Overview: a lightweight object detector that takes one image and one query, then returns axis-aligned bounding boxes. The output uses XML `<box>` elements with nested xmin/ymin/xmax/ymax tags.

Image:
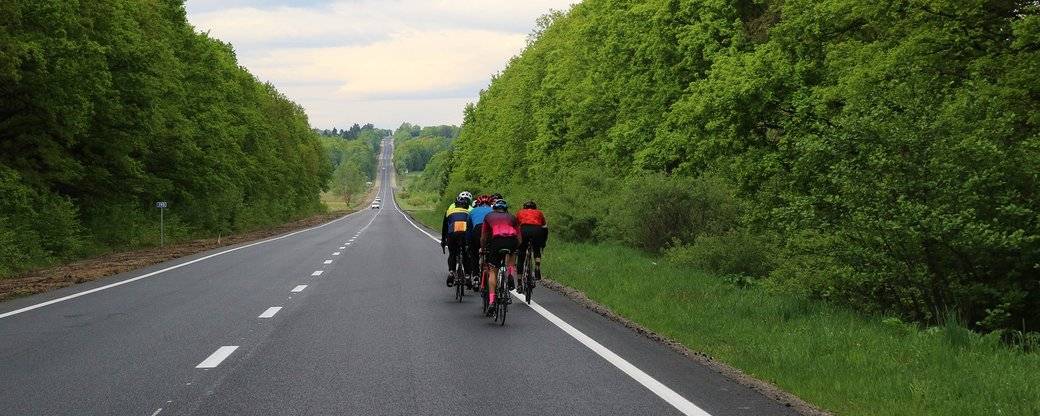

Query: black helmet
<box><xmin>491</xmin><ymin>193</ymin><xmax>503</xmax><ymax>201</ymax></box>
<box><xmin>523</xmin><ymin>200</ymin><xmax>537</xmax><ymax>209</ymax></box>
<box><xmin>492</xmin><ymin>199</ymin><xmax>508</xmax><ymax>211</ymax></box>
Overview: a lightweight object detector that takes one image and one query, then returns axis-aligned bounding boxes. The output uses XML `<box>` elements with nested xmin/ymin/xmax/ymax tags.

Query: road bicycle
<box><xmin>479</xmin><ymin>249</ymin><xmax>512</xmax><ymax>326</ymax></box>
<box><xmin>453</xmin><ymin>249</ymin><xmax>466</xmax><ymax>303</ymax></box>
<box><xmin>444</xmin><ymin>244</ymin><xmax>467</xmax><ymax>302</ymax></box>
<box><xmin>517</xmin><ymin>244</ymin><xmax>536</xmax><ymax>304</ymax></box>
<box><xmin>479</xmin><ymin>252</ymin><xmax>489</xmax><ymax>315</ymax></box>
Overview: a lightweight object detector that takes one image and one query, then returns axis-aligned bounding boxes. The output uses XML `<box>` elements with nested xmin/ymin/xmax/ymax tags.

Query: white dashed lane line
<box><xmin>338</xmin><ymin>246</ymin><xmax>346</xmax><ymax>249</ymax></box>
<box><xmin>258</xmin><ymin>307</ymin><xmax>282</xmax><ymax>318</ymax></box>
<box><xmin>333</xmin><ymin>252</ymin><xmax>341</xmax><ymax>256</ymax></box>
<box><xmin>196</xmin><ymin>346</ymin><xmax>239</xmax><ymax>369</ymax></box>
<box><xmin>291</xmin><ymin>285</ymin><xmax>307</xmax><ymax>293</ymax></box>
<box><xmin>311</xmin><ymin>270</ymin><xmax>323</xmax><ymax>276</ymax></box>
<box><xmin>323</xmin><ymin>260</ymin><xmax>333</xmax><ymax>264</ymax></box>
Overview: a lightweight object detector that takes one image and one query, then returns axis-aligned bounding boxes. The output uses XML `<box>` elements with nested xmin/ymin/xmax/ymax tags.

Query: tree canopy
<box><xmin>0</xmin><ymin>0</ymin><xmax>332</xmax><ymax>275</ymax></box>
<box><xmin>443</xmin><ymin>0</ymin><xmax>1040</xmax><ymax>332</ymax></box>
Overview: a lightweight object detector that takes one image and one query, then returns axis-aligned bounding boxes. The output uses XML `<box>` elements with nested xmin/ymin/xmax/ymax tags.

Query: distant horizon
<box><xmin>186</xmin><ymin>0</ymin><xmax>577</xmax><ymax>128</ymax></box>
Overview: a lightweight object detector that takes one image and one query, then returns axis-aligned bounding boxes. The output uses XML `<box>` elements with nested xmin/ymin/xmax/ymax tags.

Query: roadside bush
<box><xmin>604</xmin><ymin>173</ymin><xmax>739</xmax><ymax>252</ymax></box>
<box><xmin>527</xmin><ymin>168</ymin><xmax>616</xmax><ymax>241</ymax></box>
<box><xmin>0</xmin><ymin>167</ymin><xmax>82</xmax><ymax>276</ymax></box>
<box><xmin>665</xmin><ymin>230</ymin><xmax>775</xmax><ymax>278</ymax></box>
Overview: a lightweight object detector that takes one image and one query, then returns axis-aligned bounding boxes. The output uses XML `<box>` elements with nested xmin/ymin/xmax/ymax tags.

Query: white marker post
<box><xmin>156</xmin><ymin>201</ymin><xmax>168</xmax><ymax>247</ymax></box>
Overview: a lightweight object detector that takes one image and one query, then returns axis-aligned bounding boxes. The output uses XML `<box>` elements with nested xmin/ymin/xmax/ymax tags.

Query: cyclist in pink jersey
<box><xmin>480</xmin><ymin>199</ymin><xmax>521</xmax><ymax>307</ymax></box>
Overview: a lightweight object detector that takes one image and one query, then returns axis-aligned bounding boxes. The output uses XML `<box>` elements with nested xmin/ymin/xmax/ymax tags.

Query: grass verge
<box><xmin>543</xmin><ymin>242</ymin><xmax>1040</xmax><ymax>416</ymax></box>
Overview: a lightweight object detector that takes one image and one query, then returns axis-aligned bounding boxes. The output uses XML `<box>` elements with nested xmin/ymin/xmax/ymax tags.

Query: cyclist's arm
<box><xmin>440</xmin><ymin>214</ymin><xmax>450</xmax><ymax>244</ymax></box>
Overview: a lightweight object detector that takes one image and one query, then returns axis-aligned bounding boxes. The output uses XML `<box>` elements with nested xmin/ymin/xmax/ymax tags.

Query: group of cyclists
<box><xmin>440</xmin><ymin>191</ymin><xmax>548</xmax><ymax>315</ymax></box>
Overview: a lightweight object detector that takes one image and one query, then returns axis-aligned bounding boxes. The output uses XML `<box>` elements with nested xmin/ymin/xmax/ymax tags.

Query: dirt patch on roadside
<box><xmin>0</xmin><ymin>211</ymin><xmax>352</xmax><ymax>302</ymax></box>
<box><xmin>538</xmin><ymin>278</ymin><xmax>832</xmax><ymax>416</ymax></box>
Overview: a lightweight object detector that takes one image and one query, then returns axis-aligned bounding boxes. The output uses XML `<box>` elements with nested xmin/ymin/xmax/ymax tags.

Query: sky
<box><xmin>186</xmin><ymin>0</ymin><xmax>577</xmax><ymax>129</ymax></box>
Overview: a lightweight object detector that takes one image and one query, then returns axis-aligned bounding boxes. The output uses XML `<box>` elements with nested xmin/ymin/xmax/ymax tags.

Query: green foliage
<box><xmin>394</xmin><ymin>136</ymin><xmax>450</xmax><ymax>172</ymax></box>
<box><xmin>445</xmin><ymin>0</ymin><xmax>1040</xmax><ymax>331</ymax></box>
<box><xmin>604</xmin><ymin>173</ymin><xmax>740</xmax><ymax>251</ymax></box>
<box><xmin>0</xmin><ymin>166</ymin><xmax>81</xmax><ymax>275</ymax></box>
<box><xmin>330</xmin><ymin>163</ymin><xmax>366</xmax><ymax>206</ymax></box>
<box><xmin>0</xmin><ymin>0</ymin><xmax>331</xmax><ymax>276</ymax></box>
<box><xmin>391</xmin><ymin>123</ymin><xmax>459</xmax><ymax>196</ymax></box>
<box><xmin>666</xmin><ymin>230</ymin><xmax>775</xmax><ymax>278</ymax></box>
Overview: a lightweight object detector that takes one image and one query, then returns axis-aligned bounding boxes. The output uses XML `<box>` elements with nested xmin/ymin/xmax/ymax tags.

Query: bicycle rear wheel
<box><xmin>497</xmin><ymin>266</ymin><xmax>508</xmax><ymax>325</ymax></box>
<box><xmin>480</xmin><ymin>267</ymin><xmax>489</xmax><ymax>314</ymax></box>
<box><xmin>455</xmin><ymin>263</ymin><xmax>465</xmax><ymax>302</ymax></box>
<box><xmin>524</xmin><ymin>247</ymin><xmax>535</xmax><ymax>304</ymax></box>
<box><xmin>497</xmin><ymin>290</ymin><xmax>508</xmax><ymax>326</ymax></box>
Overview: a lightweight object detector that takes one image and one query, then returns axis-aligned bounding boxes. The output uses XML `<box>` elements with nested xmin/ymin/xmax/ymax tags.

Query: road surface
<box><xmin>0</xmin><ymin>139</ymin><xmax>800</xmax><ymax>416</ymax></box>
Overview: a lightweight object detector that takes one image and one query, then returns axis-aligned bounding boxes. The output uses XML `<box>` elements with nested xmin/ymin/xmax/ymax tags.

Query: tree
<box><xmin>330</xmin><ymin>163</ymin><xmax>365</xmax><ymax>206</ymax></box>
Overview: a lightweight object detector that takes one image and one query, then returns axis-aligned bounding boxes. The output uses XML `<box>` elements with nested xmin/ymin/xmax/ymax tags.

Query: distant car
<box><xmin>371</xmin><ymin>202</ymin><xmax>381</xmax><ymax>209</ymax></box>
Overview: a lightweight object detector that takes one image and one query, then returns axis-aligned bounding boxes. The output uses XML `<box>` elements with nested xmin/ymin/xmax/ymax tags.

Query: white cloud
<box><xmin>251</xmin><ymin>30</ymin><xmax>525</xmax><ymax>98</ymax></box>
<box><xmin>186</xmin><ymin>0</ymin><xmax>577</xmax><ymax>127</ymax></box>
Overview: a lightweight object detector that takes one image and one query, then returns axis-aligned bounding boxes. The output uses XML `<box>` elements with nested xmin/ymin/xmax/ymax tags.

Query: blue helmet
<box><xmin>492</xmin><ymin>199</ymin><xmax>508</xmax><ymax>210</ymax></box>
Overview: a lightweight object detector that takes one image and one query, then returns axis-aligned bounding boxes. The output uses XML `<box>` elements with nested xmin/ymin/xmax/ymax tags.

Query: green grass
<box><xmin>320</xmin><ymin>192</ymin><xmax>351</xmax><ymax>212</ymax></box>
<box><xmin>395</xmin><ymin>172</ymin><xmax>441</xmax><ymax>224</ymax></box>
<box><xmin>543</xmin><ymin>242</ymin><xmax>1040</xmax><ymax>416</ymax></box>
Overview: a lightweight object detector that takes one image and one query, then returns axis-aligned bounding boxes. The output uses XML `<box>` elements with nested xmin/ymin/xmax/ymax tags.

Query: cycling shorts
<box><xmin>485</xmin><ymin>237</ymin><xmax>518</xmax><ymax>268</ymax></box>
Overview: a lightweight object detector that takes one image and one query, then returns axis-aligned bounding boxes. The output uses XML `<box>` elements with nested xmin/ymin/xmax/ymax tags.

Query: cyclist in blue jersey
<box><xmin>467</xmin><ymin>194</ymin><xmax>494</xmax><ymax>288</ymax></box>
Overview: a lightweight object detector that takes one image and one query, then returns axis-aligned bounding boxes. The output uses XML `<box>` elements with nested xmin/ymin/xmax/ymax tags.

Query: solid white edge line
<box><xmin>391</xmin><ymin>186</ymin><xmax>709</xmax><ymax>416</ymax></box>
<box><xmin>291</xmin><ymin>285</ymin><xmax>307</xmax><ymax>293</ymax></box>
<box><xmin>513</xmin><ymin>292</ymin><xmax>710</xmax><ymax>416</ymax></box>
<box><xmin>195</xmin><ymin>346</ymin><xmax>239</xmax><ymax>368</ymax></box>
<box><xmin>0</xmin><ymin>210</ymin><xmax>368</xmax><ymax>320</ymax></box>
<box><xmin>258</xmin><ymin>306</ymin><xmax>282</xmax><ymax>318</ymax></box>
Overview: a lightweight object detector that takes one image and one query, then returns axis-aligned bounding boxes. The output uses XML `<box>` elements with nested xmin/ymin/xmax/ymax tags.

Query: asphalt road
<box><xmin>0</xmin><ymin>139</ymin><xmax>800</xmax><ymax>416</ymax></box>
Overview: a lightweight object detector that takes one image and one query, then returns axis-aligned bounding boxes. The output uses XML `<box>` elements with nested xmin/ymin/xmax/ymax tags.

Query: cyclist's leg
<box><xmin>516</xmin><ymin>229</ymin><xmax>531</xmax><ymax>276</ymax></box>
<box><xmin>533</xmin><ymin>228</ymin><xmax>547</xmax><ymax>279</ymax></box>
<box><xmin>486</xmin><ymin>238</ymin><xmax>507</xmax><ymax>305</ymax></box>
<box><xmin>447</xmin><ymin>236</ymin><xmax>459</xmax><ymax>272</ymax></box>
<box><xmin>487</xmin><ymin>259</ymin><xmax>498</xmax><ymax>306</ymax></box>
<box><xmin>446</xmin><ymin>235</ymin><xmax>460</xmax><ymax>285</ymax></box>
<box><xmin>469</xmin><ymin>240</ymin><xmax>479</xmax><ymax>275</ymax></box>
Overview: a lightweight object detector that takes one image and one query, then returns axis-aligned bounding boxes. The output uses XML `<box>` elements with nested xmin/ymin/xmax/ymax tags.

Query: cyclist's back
<box><xmin>470</xmin><ymin>204</ymin><xmax>492</xmax><ymax>227</ymax></box>
<box><xmin>516</xmin><ymin>201</ymin><xmax>548</xmax><ymax>280</ymax></box>
<box><xmin>441</xmin><ymin>197</ymin><xmax>473</xmax><ymax>286</ymax></box>
<box><xmin>480</xmin><ymin>199</ymin><xmax>520</xmax><ymax>301</ymax></box>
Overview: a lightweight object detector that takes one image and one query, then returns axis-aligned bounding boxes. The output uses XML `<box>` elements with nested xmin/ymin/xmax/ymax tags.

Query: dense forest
<box><xmin>0</xmin><ymin>1</ymin><xmax>331</xmax><ymax>277</ymax></box>
<box><xmin>441</xmin><ymin>0</ymin><xmax>1040</xmax><ymax>333</ymax></box>
<box><xmin>393</xmin><ymin>123</ymin><xmax>458</xmax><ymax>189</ymax></box>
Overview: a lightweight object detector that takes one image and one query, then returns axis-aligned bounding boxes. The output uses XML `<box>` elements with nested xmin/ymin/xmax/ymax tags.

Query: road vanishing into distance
<box><xmin>0</xmin><ymin>140</ymin><xmax>800</xmax><ymax>416</ymax></box>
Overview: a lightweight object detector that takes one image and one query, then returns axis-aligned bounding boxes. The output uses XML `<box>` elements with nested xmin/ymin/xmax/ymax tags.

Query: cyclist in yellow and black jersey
<box><xmin>441</xmin><ymin>195</ymin><xmax>473</xmax><ymax>287</ymax></box>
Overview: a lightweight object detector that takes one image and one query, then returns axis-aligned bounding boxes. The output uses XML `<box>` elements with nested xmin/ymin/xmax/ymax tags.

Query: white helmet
<box><xmin>458</xmin><ymin>191</ymin><xmax>472</xmax><ymax>201</ymax></box>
